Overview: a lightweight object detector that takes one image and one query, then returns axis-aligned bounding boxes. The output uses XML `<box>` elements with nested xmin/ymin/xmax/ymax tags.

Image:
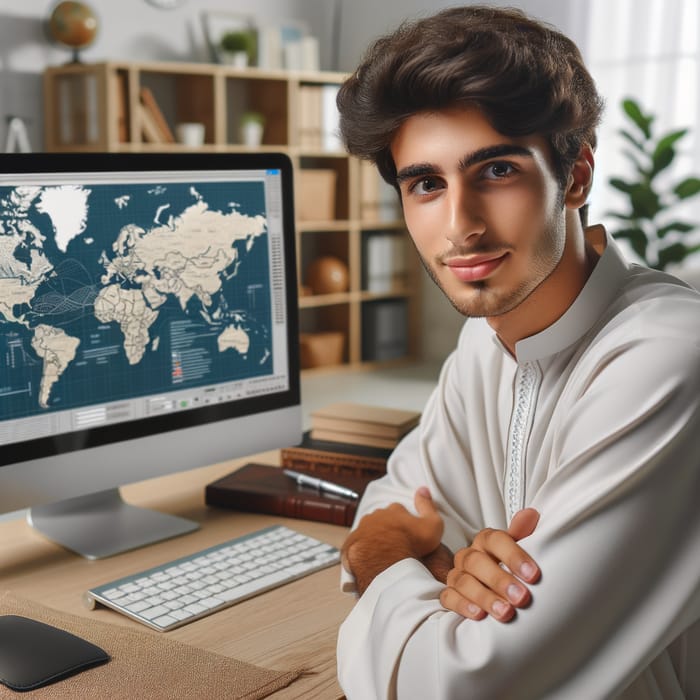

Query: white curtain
<box><xmin>583</xmin><ymin>0</ymin><xmax>700</xmax><ymax>270</ymax></box>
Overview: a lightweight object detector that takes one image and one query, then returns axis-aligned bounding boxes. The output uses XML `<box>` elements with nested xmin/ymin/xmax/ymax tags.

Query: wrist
<box><xmin>346</xmin><ymin>537</ymin><xmax>414</xmax><ymax>595</ymax></box>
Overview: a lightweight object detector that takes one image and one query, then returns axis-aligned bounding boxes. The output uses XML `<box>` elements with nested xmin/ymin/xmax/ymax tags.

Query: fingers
<box><xmin>442</xmin><ymin>516</ymin><xmax>541</xmax><ymax>623</ymax></box>
<box><xmin>413</xmin><ymin>486</ymin><xmax>436</xmax><ymax>517</ymax></box>
<box><xmin>440</xmin><ymin>586</ymin><xmax>488</xmax><ymax>621</ymax></box>
<box><xmin>508</xmin><ymin>507</ymin><xmax>540</xmax><ymax>541</ymax></box>
<box><xmin>446</xmin><ymin>548</ymin><xmax>530</xmax><ymax>621</ymax></box>
<box><xmin>461</xmin><ymin>527</ymin><xmax>540</xmax><ymax>584</ymax></box>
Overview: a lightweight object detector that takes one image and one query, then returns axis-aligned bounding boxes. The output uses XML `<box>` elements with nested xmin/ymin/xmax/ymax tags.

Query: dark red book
<box><xmin>205</xmin><ymin>463</ymin><xmax>374</xmax><ymax>527</ymax></box>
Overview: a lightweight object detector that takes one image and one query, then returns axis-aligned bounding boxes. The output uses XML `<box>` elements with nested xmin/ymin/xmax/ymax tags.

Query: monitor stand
<box><xmin>27</xmin><ymin>488</ymin><xmax>199</xmax><ymax>560</ymax></box>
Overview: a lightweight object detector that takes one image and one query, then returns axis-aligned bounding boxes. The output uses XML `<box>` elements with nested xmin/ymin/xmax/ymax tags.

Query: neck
<box><xmin>488</xmin><ymin>214</ymin><xmax>600</xmax><ymax>356</ymax></box>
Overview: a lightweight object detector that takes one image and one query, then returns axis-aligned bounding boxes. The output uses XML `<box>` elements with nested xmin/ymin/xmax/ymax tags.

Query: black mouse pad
<box><xmin>0</xmin><ymin>615</ymin><xmax>110</xmax><ymax>692</ymax></box>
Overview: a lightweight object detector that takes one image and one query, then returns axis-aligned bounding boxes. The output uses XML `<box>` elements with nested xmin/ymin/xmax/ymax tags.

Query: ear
<box><xmin>565</xmin><ymin>144</ymin><xmax>594</xmax><ymax>209</ymax></box>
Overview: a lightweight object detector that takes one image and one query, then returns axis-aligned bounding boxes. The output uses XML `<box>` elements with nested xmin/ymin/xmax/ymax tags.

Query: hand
<box><xmin>440</xmin><ymin>508</ymin><xmax>541</xmax><ymax>623</ymax></box>
<box><xmin>342</xmin><ymin>487</ymin><xmax>444</xmax><ymax>595</ymax></box>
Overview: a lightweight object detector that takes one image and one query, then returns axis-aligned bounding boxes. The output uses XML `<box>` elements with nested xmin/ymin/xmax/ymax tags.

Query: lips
<box><xmin>444</xmin><ymin>253</ymin><xmax>507</xmax><ymax>282</ymax></box>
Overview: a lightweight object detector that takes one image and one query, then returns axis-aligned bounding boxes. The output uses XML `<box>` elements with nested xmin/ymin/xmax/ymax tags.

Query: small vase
<box><xmin>222</xmin><ymin>51</ymin><xmax>248</xmax><ymax>68</ymax></box>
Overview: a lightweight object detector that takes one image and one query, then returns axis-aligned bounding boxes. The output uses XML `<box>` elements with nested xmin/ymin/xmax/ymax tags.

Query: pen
<box><xmin>283</xmin><ymin>469</ymin><xmax>360</xmax><ymax>500</ymax></box>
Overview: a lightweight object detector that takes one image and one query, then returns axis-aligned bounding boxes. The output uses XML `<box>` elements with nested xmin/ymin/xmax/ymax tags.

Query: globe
<box><xmin>306</xmin><ymin>256</ymin><xmax>349</xmax><ymax>295</ymax></box>
<box><xmin>48</xmin><ymin>1</ymin><xmax>98</xmax><ymax>62</ymax></box>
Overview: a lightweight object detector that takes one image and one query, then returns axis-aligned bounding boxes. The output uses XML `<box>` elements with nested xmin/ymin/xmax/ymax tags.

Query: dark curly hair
<box><xmin>337</xmin><ymin>5</ymin><xmax>604</xmax><ymax>193</ymax></box>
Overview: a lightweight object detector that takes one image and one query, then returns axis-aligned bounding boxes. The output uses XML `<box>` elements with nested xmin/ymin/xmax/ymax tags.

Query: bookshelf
<box><xmin>42</xmin><ymin>60</ymin><xmax>421</xmax><ymax>372</ymax></box>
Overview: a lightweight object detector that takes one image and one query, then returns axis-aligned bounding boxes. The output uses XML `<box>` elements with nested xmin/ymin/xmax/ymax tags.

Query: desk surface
<box><xmin>0</xmin><ymin>452</ymin><xmax>354</xmax><ymax>699</ymax></box>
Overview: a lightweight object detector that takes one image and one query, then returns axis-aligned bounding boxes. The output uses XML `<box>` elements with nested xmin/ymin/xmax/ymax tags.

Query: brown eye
<box><xmin>483</xmin><ymin>162</ymin><xmax>516</xmax><ymax>179</ymax></box>
<box><xmin>410</xmin><ymin>176</ymin><xmax>444</xmax><ymax>195</ymax></box>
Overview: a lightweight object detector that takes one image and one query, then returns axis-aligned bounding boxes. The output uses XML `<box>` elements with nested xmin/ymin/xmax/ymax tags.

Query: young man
<box><xmin>335</xmin><ymin>6</ymin><xmax>700</xmax><ymax>699</ymax></box>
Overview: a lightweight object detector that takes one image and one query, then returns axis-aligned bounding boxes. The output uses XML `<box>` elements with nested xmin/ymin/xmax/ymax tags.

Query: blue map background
<box><xmin>0</xmin><ymin>180</ymin><xmax>273</xmax><ymax>420</ymax></box>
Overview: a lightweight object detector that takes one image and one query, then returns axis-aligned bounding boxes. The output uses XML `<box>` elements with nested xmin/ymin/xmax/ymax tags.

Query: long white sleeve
<box><xmin>337</xmin><ymin>238</ymin><xmax>700</xmax><ymax>699</ymax></box>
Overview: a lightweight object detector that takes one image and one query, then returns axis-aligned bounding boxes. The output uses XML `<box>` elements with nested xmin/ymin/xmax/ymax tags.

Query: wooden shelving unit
<box><xmin>43</xmin><ymin>60</ymin><xmax>420</xmax><ymax>372</ymax></box>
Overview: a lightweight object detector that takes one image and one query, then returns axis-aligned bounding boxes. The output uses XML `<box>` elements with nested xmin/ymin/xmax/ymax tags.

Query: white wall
<box><xmin>336</xmin><ymin>0</ymin><xmax>589</xmax><ymax>72</ymax></box>
<box><xmin>0</xmin><ymin>0</ymin><xmax>335</xmax><ymax>150</ymax></box>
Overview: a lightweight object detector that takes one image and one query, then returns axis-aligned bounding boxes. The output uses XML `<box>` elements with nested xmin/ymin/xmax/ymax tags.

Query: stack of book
<box><xmin>205</xmin><ymin>403</ymin><xmax>420</xmax><ymax>526</ymax></box>
<box><xmin>310</xmin><ymin>402</ymin><xmax>420</xmax><ymax>450</ymax></box>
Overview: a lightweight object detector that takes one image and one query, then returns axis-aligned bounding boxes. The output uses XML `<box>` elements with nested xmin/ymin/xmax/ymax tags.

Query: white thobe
<box><xmin>337</xmin><ymin>230</ymin><xmax>700</xmax><ymax>699</ymax></box>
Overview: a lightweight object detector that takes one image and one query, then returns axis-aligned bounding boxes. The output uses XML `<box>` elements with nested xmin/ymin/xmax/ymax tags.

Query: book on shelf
<box><xmin>297</xmin><ymin>84</ymin><xmax>341</xmax><ymax>151</ymax></box>
<box><xmin>364</xmin><ymin>232</ymin><xmax>410</xmax><ymax>293</ymax></box>
<box><xmin>362</xmin><ymin>299</ymin><xmax>409</xmax><ymax>362</ymax></box>
<box><xmin>280</xmin><ymin>431</ymin><xmax>391</xmax><ymax>479</ymax></box>
<box><xmin>112</xmin><ymin>72</ymin><xmax>129</xmax><ymax>143</ymax></box>
<box><xmin>321</xmin><ymin>84</ymin><xmax>341</xmax><ymax>151</ymax></box>
<box><xmin>298</xmin><ymin>85</ymin><xmax>322</xmax><ymax>149</ymax></box>
<box><xmin>205</xmin><ymin>462</ymin><xmax>371</xmax><ymax>526</ymax></box>
<box><xmin>139</xmin><ymin>87</ymin><xmax>175</xmax><ymax>143</ymax></box>
<box><xmin>138</xmin><ymin>103</ymin><xmax>164</xmax><ymax>144</ymax></box>
<box><xmin>360</xmin><ymin>160</ymin><xmax>401</xmax><ymax>222</ymax></box>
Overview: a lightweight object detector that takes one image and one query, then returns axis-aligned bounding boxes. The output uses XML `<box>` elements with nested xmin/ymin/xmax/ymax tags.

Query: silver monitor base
<box><xmin>27</xmin><ymin>488</ymin><xmax>199</xmax><ymax>560</ymax></box>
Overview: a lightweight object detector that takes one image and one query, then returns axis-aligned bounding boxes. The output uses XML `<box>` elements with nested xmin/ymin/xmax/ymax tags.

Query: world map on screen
<box><xmin>0</xmin><ymin>179</ymin><xmax>273</xmax><ymax>421</ymax></box>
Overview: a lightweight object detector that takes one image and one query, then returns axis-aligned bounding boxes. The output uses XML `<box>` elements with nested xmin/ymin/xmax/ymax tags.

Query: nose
<box><xmin>445</xmin><ymin>186</ymin><xmax>486</xmax><ymax>246</ymax></box>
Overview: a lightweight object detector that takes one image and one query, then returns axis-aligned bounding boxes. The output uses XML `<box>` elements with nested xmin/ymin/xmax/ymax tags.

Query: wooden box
<box><xmin>299</xmin><ymin>331</ymin><xmax>345</xmax><ymax>368</ymax></box>
<box><xmin>298</xmin><ymin>169</ymin><xmax>337</xmax><ymax>221</ymax></box>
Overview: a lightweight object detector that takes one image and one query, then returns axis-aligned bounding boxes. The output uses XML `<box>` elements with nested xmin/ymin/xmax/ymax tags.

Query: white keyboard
<box><xmin>84</xmin><ymin>525</ymin><xmax>341</xmax><ymax>631</ymax></box>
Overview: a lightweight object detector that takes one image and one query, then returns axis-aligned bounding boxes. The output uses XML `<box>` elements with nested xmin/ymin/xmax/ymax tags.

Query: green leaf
<box><xmin>657</xmin><ymin>221</ymin><xmax>696</xmax><ymax>238</ymax></box>
<box><xmin>629</xmin><ymin>184</ymin><xmax>662</xmax><ymax>219</ymax></box>
<box><xmin>612</xmin><ymin>227</ymin><xmax>648</xmax><ymax>262</ymax></box>
<box><xmin>674</xmin><ymin>177</ymin><xmax>700</xmax><ymax>199</ymax></box>
<box><xmin>654</xmin><ymin>128</ymin><xmax>687</xmax><ymax>154</ymax></box>
<box><xmin>622</xmin><ymin>98</ymin><xmax>653</xmax><ymax>139</ymax></box>
<box><xmin>650</xmin><ymin>145</ymin><xmax>675</xmax><ymax>178</ymax></box>
<box><xmin>609</xmin><ymin>177</ymin><xmax>636</xmax><ymax>194</ymax></box>
<box><xmin>657</xmin><ymin>242</ymin><xmax>691</xmax><ymax>270</ymax></box>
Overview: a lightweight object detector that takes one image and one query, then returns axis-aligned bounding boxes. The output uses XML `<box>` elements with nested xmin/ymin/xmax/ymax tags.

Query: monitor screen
<box><xmin>0</xmin><ymin>152</ymin><xmax>301</xmax><ymax>558</ymax></box>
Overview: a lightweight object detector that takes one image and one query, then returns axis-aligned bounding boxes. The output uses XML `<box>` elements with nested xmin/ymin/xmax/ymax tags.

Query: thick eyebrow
<box><xmin>395</xmin><ymin>163</ymin><xmax>439</xmax><ymax>186</ymax></box>
<box><xmin>395</xmin><ymin>144</ymin><xmax>535</xmax><ymax>186</ymax></box>
<box><xmin>460</xmin><ymin>144</ymin><xmax>534</xmax><ymax>169</ymax></box>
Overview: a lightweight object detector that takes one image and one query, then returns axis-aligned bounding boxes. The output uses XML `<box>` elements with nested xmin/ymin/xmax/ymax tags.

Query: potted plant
<box><xmin>607</xmin><ymin>98</ymin><xmax>700</xmax><ymax>271</ymax></box>
<box><xmin>219</xmin><ymin>30</ymin><xmax>256</xmax><ymax>68</ymax></box>
<box><xmin>239</xmin><ymin>111</ymin><xmax>265</xmax><ymax>146</ymax></box>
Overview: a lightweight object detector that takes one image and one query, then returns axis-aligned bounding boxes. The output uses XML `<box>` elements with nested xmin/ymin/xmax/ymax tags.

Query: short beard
<box><xmin>419</xmin><ymin>253</ymin><xmax>539</xmax><ymax>317</ymax></box>
<box><xmin>415</xmin><ymin>212</ymin><xmax>567</xmax><ymax>318</ymax></box>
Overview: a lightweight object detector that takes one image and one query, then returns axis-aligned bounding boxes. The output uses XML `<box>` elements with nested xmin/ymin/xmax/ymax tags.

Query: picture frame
<box><xmin>200</xmin><ymin>11</ymin><xmax>257</xmax><ymax>65</ymax></box>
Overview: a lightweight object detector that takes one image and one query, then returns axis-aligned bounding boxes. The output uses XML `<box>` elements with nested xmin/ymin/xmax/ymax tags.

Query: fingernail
<box><xmin>492</xmin><ymin>600</ymin><xmax>510</xmax><ymax>617</ymax></box>
<box><xmin>507</xmin><ymin>583</ymin><xmax>525</xmax><ymax>604</ymax></box>
<box><xmin>520</xmin><ymin>562</ymin><xmax>536</xmax><ymax>580</ymax></box>
<box><xmin>467</xmin><ymin>603</ymin><xmax>481</xmax><ymax>616</ymax></box>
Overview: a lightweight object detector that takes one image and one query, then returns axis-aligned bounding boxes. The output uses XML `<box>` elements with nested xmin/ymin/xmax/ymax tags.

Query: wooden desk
<box><xmin>0</xmin><ymin>452</ymin><xmax>354</xmax><ymax>699</ymax></box>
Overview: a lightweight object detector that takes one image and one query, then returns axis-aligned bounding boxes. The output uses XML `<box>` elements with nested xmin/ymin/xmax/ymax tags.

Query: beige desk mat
<box><xmin>0</xmin><ymin>591</ymin><xmax>301</xmax><ymax>699</ymax></box>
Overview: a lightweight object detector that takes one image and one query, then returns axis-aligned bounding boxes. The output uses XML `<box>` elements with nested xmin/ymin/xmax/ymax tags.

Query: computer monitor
<box><xmin>0</xmin><ymin>151</ymin><xmax>301</xmax><ymax>559</ymax></box>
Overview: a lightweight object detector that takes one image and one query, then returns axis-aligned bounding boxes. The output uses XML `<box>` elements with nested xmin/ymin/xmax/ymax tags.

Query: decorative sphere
<box><xmin>306</xmin><ymin>256</ymin><xmax>349</xmax><ymax>295</ymax></box>
<box><xmin>48</xmin><ymin>1</ymin><xmax>98</xmax><ymax>51</ymax></box>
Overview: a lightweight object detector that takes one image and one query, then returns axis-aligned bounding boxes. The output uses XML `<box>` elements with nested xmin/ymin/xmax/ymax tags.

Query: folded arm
<box><xmin>338</xmin><ymin>340</ymin><xmax>700</xmax><ymax>699</ymax></box>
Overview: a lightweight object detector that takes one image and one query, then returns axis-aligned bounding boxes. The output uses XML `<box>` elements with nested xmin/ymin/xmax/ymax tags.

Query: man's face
<box><xmin>391</xmin><ymin>106</ymin><xmax>568</xmax><ymax>319</ymax></box>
